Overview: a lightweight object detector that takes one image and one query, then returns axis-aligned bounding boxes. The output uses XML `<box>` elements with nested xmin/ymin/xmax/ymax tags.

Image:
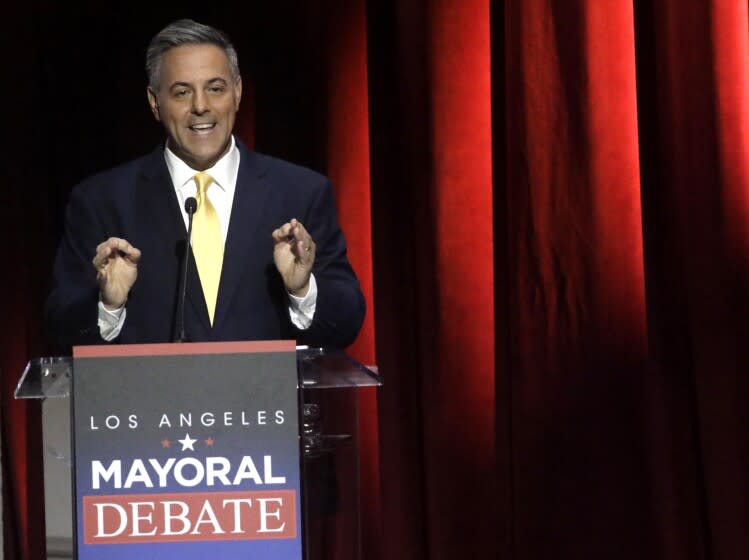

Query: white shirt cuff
<box><xmin>288</xmin><ymin>274</ymin><xmax>317</xmax><ymax>330</ymax></box>
<box><xmin>98</xmin><ymin>300</ymin><xmax>126</xmax><ymax>341</ymax></box>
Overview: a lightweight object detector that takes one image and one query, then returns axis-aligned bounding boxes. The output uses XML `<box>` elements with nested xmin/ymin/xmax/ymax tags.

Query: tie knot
<box><xmin>194</xmin><ymin>172</ymin><xmax>214</xmax><ymax>196</ymax></box>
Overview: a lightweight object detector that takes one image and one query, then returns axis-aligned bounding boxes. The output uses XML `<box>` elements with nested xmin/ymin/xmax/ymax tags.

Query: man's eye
<box><xmin>174</xmin><ymin>89</ymin><xmax>189</xmax><ymax>97</ymax></box>
<box><xmin>209</xmin><ymin>86</ymin><xmax>225</xmax><ymax>93</ymax></box>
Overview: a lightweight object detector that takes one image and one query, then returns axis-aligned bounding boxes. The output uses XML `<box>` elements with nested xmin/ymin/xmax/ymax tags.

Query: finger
<box><xmin>107</xmin><ymin>237</ymin><xmax>137</xmax><ymax>256</ymax></box>
<box><xmin>292</xmin><ymin>222</ymin><xmax>314</xmax><ymax>244</ymax></box>
<box><xmin>96</xmin><ymin>238</ymin><xmax>127</xmax><ymax>260</ymax></box>
<box><xmin>94</xmin><ymin>238</ymin><xmax>141</xmax><ymax>268</ymax></box>
<box><xmin>283</xmin><ymin>221</ymin><xmax>300</xmax><ymax>245</ymax></box>
<box><xmin>290</xmin><ymin>218</ymin><xmax>304</xmax><ymax>232</ymax></box>
<box><xmin>288</xmin><ymin>219</ymin><xmax>306</xmax><ymax>237</ymax></box>
<box><xmin>93</xmin><ymin>245</ymin><xmax>112</xmax><ymax>269</ymax></box>
<box><xmin>95</xmin><ymin>240</ymin><xmax>117</xmax><ymax>256</ymax></box>
<box><xmin>289</xmin><ymin>239</ymin><xmax>315</xmax><ymax>262</ymax></box>
<box><xmin>103</xmin><ymin>239</ymin><xmax>142</xmax><ymax>266</ymax></box>
<box><xmin>272</xmin><ymin>223</ymin><xmax>294</xmax><ymax>243</ymax></box>
<box><xmin>288</xmin><ymin>221</ymin><xmax>315</xmax><ymax>256</ymax></box>
<box><xmin>299</xmin><ymin>239</ymin><xmax>315</xmax><ymax>258</ymax></box>
<box><xmin>126</xmin><ymin>247</ymin><xmax>142</xmax><ymax>264</ymax></box>
<box><xmin>101</xmin><ymin>237</ymin><xmax>125</xmax><ymax>252</ymax></box>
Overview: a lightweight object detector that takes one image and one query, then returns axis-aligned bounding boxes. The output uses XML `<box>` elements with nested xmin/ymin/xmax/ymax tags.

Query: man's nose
<box><xmin>191</xmin><ymin>90</ymin><xmax>208</xmax><ymax>114</ymax></box>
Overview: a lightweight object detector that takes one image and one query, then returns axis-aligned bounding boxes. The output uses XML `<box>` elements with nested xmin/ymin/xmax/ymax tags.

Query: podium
<box><xmin>15</xmin><ymin>343</ymin><xmax>381</xmax><ymax>560</ymax></box>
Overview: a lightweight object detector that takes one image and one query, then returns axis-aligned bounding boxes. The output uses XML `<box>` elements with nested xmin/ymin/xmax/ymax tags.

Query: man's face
<box><xmin>147</xmin><ymin>44</ymin><xmax>242</xmax><ymax>170</ymax></box>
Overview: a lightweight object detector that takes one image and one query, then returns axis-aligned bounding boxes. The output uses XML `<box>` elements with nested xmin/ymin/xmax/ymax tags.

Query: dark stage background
<box><xmin>3</xmin><ymin>1</ymin><xmax>749</xmax><ymax>558</ymax></box>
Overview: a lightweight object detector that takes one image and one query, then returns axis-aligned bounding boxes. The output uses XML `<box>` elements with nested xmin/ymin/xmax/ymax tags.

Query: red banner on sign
<box><xmin>83</xmin><ymin>490</ymin><xmax>297</xmax><ymax>544</ymax></box>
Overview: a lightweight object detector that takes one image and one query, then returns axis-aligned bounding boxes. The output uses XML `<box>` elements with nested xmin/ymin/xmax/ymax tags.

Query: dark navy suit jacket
<box><xmin>45</xmin><ymin>142</ymin><xmax>365</xmax><ymax>352</ymax></box>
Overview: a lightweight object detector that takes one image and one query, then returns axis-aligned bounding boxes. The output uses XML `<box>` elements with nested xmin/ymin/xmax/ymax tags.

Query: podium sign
<box><xmin>71</xmin><ymin>341</ymin><xmax>302</xmax><ymax>560</ymax></box>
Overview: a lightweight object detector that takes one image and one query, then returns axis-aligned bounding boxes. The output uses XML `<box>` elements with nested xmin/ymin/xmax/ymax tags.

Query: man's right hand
<box><xmin>92</xmin><ymin>237</ymin><xmax>141</xmax><ymax>310</ymax></box>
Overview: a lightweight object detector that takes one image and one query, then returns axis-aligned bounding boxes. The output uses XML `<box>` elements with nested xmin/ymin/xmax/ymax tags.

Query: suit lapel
<box><xmin>213</xmin><ymin>145</ymin><xmax>272</xmax><ymax>328</ymax></box>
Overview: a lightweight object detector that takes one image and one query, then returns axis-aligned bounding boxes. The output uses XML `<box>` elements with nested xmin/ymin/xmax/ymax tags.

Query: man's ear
<box><xmin>147</xmin><ymin>87</ymin><xmax>161</xmax><ymax>121</ymax></box>
<box><xmin>234</xmin><ymin>76</ymin><xmax>242</xmax><ymax>111</ymax></box>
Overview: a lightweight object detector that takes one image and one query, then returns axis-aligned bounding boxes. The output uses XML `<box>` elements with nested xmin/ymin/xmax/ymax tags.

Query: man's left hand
<box><xmin>272</xmin><ymin>218</ymin><xmax>316</xmax><ymax>297</ymax></box>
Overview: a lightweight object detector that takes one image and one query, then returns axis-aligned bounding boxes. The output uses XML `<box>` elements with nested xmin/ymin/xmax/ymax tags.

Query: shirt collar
<box><xmin>163</xmin><ymin>136</ymin><xmax>239</xmax><ymax>194</ymax></box>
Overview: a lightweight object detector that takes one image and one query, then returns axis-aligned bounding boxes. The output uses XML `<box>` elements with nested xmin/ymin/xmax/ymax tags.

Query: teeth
<box><xmin>191</xmin><ymin>124</ymin><xmax>214</xmax><ymax>130</ymax></box>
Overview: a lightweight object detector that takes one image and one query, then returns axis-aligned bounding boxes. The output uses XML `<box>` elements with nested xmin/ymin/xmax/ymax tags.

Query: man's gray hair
<box><xmin>146</xmin><ymin>19</ymin><xmax>240</xmax><ymax>90</ymax></box>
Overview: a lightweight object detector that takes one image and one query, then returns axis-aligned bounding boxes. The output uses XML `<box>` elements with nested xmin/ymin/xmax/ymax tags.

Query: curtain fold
<box><xmin>367</xmin><ymin>1</ymin><xmax>496</xmax><ymax>557</ymax></box>
<box><xmin>635</xmin><ymin>1</ymin><xmax>749</xmax><ymax>557</ymax></box>
<box><xmin>504</xmin><ymin>1</ymin><xmax>653</xmax><ymax>557</ymax></box>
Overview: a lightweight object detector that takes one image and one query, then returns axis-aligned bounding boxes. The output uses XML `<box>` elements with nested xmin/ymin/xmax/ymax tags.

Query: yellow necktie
<box><xmin>192</xmin><ymin>172</ymin><xmax>223</xmax><ymax>325</ymax></box>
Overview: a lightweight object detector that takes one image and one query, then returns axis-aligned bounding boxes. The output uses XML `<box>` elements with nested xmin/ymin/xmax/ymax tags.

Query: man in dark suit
<box><xmin>45</xmin><ymin>19</ymin><xmax>365</xmax><ymax>352</ymax></box>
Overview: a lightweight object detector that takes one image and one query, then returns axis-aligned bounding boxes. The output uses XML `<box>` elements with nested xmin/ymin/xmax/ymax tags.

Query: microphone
<box><xmin>176</xmin><ymin>197</ymin><xmax>198</xmax><ymax>342</ymax></box>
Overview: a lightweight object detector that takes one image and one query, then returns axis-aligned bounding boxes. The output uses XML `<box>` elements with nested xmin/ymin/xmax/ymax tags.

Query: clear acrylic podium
<box><xmin>16</xmin><ymin>346</ymin><xmax>381</xmax><ymax>560</ymax></box>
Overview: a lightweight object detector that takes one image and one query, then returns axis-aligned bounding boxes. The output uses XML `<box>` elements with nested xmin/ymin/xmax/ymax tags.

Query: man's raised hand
<box><xmin>92</xmin><ymin>237</ymin><xmax>141</xmax><ymax>309</ymax></box>
<box><xmin>272</xmin><ymin>218</ymin><xmax>316</xmax><ymax>297</ymax></box>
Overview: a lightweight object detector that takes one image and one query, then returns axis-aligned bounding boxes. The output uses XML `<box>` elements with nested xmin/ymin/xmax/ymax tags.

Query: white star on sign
<box><xmin>178</xmin><ymin>433</ymin><xmax>197</xmax><ymax>451</ymax></box>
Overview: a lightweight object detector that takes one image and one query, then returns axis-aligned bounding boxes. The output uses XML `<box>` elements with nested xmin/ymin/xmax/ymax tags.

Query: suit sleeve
<box><xmin>292</xmin><ymin>179</ymin><xmax>365</xmax><ymax>349</ymax></box>
<box><xmin>45</xmin><ymin>186</ymin><xmax>108</xmax><ymax>352</ymax></box>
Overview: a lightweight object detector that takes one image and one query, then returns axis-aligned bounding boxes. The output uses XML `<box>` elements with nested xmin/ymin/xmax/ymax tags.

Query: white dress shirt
<box><xmin>98</xmin><ymin>136</ymin><xmax>317</xmax><ymax>340</ymax></box>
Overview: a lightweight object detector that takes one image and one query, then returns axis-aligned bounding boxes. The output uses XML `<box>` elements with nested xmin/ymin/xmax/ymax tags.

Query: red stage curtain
<box><xmin>5</xmin><ymin>1</ymin><xmax>749</xmax><ymax>558</ymax></box>
<box><xmin>504</xmin><ymin>1</ymin><xmax>652</xmax><ymax>556</ymax></box>
<box><xmin>636</xmin><ymin>1</ymin><xmax>749</xmax><ymax>557</ymax></box>
<box><xmin>367</xmin><ymin>0</ymin><xmax>496</xmax><ymax>558</ymax></box>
